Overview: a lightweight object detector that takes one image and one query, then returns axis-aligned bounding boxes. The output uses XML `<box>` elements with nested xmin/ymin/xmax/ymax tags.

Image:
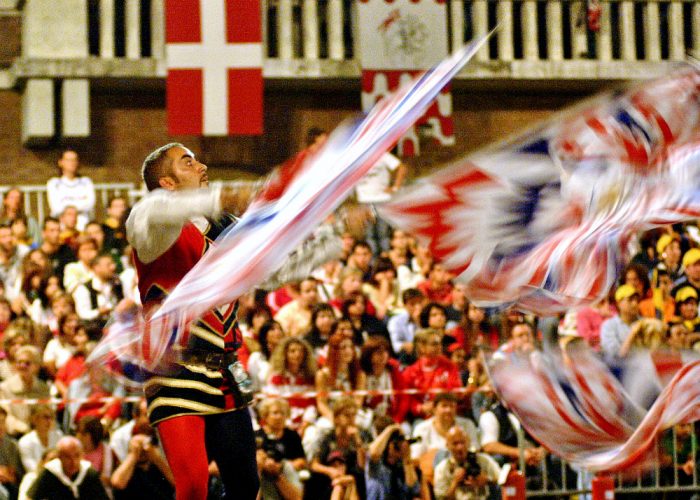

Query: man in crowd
<box><xmin>274</xmin><ymin>277</ymin><xmax>319</xmax><ymax>337</ymax></box>
<box><xmin>366</xmin><ymin>422</ymin><xmax>421</xmax><ymax>500</ymax></box>
<box><xmin>0</xmin><ymin>224</ymin><xmax>28</xmax><ymax>301</ymax></box>
<box><xmin>388</xmin><ymin>288</ymin><xmax>426</xmax><ymax>365</ymax></box>
<box><xmin>39</xmin><ymin>217</ymin><xmax>76</xmax><ymax>282</ymax></box>
<box><xmin>600</xmin><ymin>284</ymin><xmax>641</xmax><ymax>358</ymax></box>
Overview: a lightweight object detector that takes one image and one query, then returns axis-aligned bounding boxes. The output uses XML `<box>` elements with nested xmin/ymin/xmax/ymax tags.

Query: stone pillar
<box><xmin>100</xmin><ymin>0</ymin><xmax>115</xmax><ymax>58</ymax></box>
<box><xmin>668</xmin><ymin>1</ymin><xmax>684</xmax><ymax>60</ymax></box>
<box><xmin>597</xmin><ymin>1</ymin><xmax>612</xmax><ymax>61</ymax></box>
<box><xmin>546</xmin><ymin>0</ymin><xmax>563</xmax><ymax>61</ymax></box>
<box><xmin>125</xmin><ymin>0</ymin><xmax>141</xmax><ymax>59</ymax></box>
<box><xmin>302</xmin><ymin>0</ymin><xmax>319</xmax><ymax>59</ymax></box>
<box><xmin>643</xmin><ymin>2</ymin><xmax>660</xmax><ymax>61</ymax></box>
<box><xmin>23</xmin><ymin>0</ymin><xmax>88</xmax><ymax>58</ymax></box>
<box><xmin>22</xmin><ymin>79</ymin><xmax>54</xmax><ymax>144</ymax></box>
<box><xmin>497</xmin><ymin>0</ymin><xmax>514</xmax><ymax>61</ymax></box>
<box><xmin>521</xmin><ymin>0</ymin><xmax>538</xmax><ymax>60</ymax></box>
<box><xmin>150</xmin><ymin>0</ymin><xmax>165</xmax><ymax>60</ymax></box>
<box><xmin>278</xmin><ymin>0</ymin><xmax>294</xmax><ymax>59</ymax></box>
<box><xmin>570</xmin><ymin>1</ymin><xmax>587</xmax><ymax>59</ymax></box>
<box><xmin>62</xmin><ymin>79</ymin><xmax>90</xmax><ymax>138</ymax></box>
<box><xmin>619</xmin><ymin>1</ymin><xmax>636</xmax><ymax>61</ymax></box>
<box><xmin>450</xmin><ymin>0</ymin><xmax>465</xmax><ymax>51</ymax></box>
<box><xmin>472</xmin><ymin>0</ymin><xmax>489</xmax><ymax>61</ymax></box>
<box><xmin>327</xmin><ymin>0</ymin><xmax>344</xmax><ymax>60</ymax></box>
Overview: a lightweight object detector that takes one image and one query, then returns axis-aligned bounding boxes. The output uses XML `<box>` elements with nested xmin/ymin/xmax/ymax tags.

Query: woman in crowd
<box><xmin>359</xmin><ymin>337</ymin><xmax>406</xmax><ymax>423</ymax></box>
<box><xmin>46</xmin><ymin>291</ymin><xmax>74</xmax><ymax>337</ymax></box>
<box><xmin>54</xmin><ymin>323</ymin><xmax>90</xmax><ymax>399</ymax></box>
<box><xmin>264</xmin><ymin>337</ymin><xmax>318</xmax><ymax>431</ymax></box>
<box><xmin>419</xmin><ymin>302</ymin><xmax>454</xmax><ymax>351</ymax></box>
<box><xmin>248</xmin><ymin>320</ymin><xmax>286</xmax><ymax>392</ymax></box>
<box><xmin>0</xmin><ymin>187</ymin><xmax>40</xmax><ymax>246</ymax></box>
<box><xmin>304</xmin><ymin>303</ymin><xmax>337</xmax><ymax>359</ymax></box>
<box><xmin>315</xmin><ymin>333</ymin><xmax>366</xmax><ymax>423</ymax></box>
<box><xmin>76</xmin><ymin>415</ymin><xmax>118</xmax><ymax>489</ymax></box>
<box><xmin>450</xmin><ymin>300</ymin><xmax>500</xmax><ymax>353</ymax></box>
<box><xmin>0</xmin><ymin>325</ymin><xmax>28</xmax><ymax>381</ymax></box>
<box><xmin>256</xmin><ymin>398</ymin><xmax>307</xmax><ymax>471</ymax></box>
<box><xmin>340</xmin><ymin>292</ymin><xmax>388</xmax><ymax>347</ymax></box>
<box><xmin>238</xmin><ymin>304</ymin><xmax>271</xmax><ymax>369</ymax></box>
<box><xmin>18</xmin><ymin>405</ymin><xmax>62</xmax><ymax>473</ymax></box>
<box><xmin>42</xmin><ymin>311</ymin><xmax>78</xmax><ymax>377</ymax></box>
<box><xmin>62</xmin><ymin>235</ymin><xmax>98</xmax><ymax>293</ymax></box>
<box><xmin>362</xmin><ymin>256</ymin><xmax>401</xmax><ymax>320</ymax></box>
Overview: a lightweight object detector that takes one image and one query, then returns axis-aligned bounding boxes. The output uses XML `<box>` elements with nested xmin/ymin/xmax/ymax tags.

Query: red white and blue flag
<box><xmin>378</xmin><ymin>67</ymin><xmax>700</xmax><ymax>314</ymax></box>
<box><xmin>165</xmin><ymin>0</ymin><xmax>263</xmax><ymax>135</ymax></box>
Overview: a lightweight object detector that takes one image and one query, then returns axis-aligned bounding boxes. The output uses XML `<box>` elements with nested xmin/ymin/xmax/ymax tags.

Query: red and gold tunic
<box><xmin>134</xmin><ymin>219</ymin><xmax>243</xmax><ymax>425</ymax></box>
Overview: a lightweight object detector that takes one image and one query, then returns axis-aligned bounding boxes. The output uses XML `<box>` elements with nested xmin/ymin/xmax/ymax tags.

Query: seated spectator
<box><xmin>419</xmin><ymin>302</ymin><xmax>455</xmax><ymax>352</ymax></box>
<box><xmin>75</xmin><ymin>416</ymin><xmax>118</xmax><ymax>490</ymax></box>
<box><xmin>359</xmin><ymin>337</ymin><xmax>407</xmax><ymax>422</ymax></box>
<box><xmin>675</xmin><ymin>286</ymin><xmax>700</xmax><ymax>333</ymax></box>
<box><xmin>47</xmin><ymin>148</ymin><xmax>96</xmax><ymax>232</ymax></box>
<box><xmin>54</xmin><ymin>323</ymin><xmax>90</xmax><ymax>399</ymax></box>
<box><xmin>101</xmin><ymin>196</ymin><xmax>129</xmax><ymax>253</ymax></box>
<box><xmin>110</xmin><ymin>399</ymin><xmax>149</xmax><ymax>463</ymax></box>
<box><xmin>362</xmin><ymin>257</ymin><xmax>401</xmax><ymax>320</ymax></box>
<box><xmin>444</xmin><ymin>282</ymin><xmax>468</xmax><ymax>328</ymax></box>
<box><xmin>493</xmin><ymin>322</ymin><xmax>537</xmax><ymax>362</ymax></box>
<box><xmin>387</xmin><ymin>288</ymin><xmax>426</xmax><ymax>366</ymax></box>
<box><xmin>315</xmin><ymin>333</ymin><xmax>366</xmax><ymax>423</ymax></box>
<box><xmin>410</xmin><ymin>393</ymin><xmax>478</xmax><ymax>470</ymax></box>
<box><xmin>640</xmin><ymin>269</ymin><xmax>675</xmax><ymax>323</ymax></box>
<box><xmin>433</xmin><ymin>426</ymin><xmax>500</xmax><ymax>500</ymax></box>
<box><xmin>384</xmin><ymin>229</ymin><xmax>413</xmax><ymax>276</ymax></box>
<box><xmin>248</xmin><ymin>320</ymin><xmax>285</xmax><ymax>392</ymax></box>
<box><xmin>402</xmin><ymin>329</ymin><xmax>462</xmax><ymax>421</ymax></box>
<box><xmin>275</xmin><ymin>277</ymin><xmax>319</xmax><ymax>337</ymax></box>
<box><xmin>397</xmin><ymin>243</ymin><xmax>431</xmax><ymax>293</ymax></box>
<box><xmin>0</xmin><ymin>407</ymin><xmax>24</xmax><ymax>498</ymax></box>
<box><xmin>346</xmin><ymin>240</ymin><xmax>373</xmax><ymax>282</ymax></box>
<box><xmin>58</xmin><ymin>206</ymin><xmax>81</xmax><ymax>248</ymax></box>
<box><xmin>72</xmin><ymin>253</ymin><xmax>129</xmax><ymax>329</ymax></box>
<box><xmin>28</xmin><ymin>436</ymin><xmax>108</xmax><ymax>500</ymax></box>
<box><xmin>46</xmin><ymin>291</ymin><xmax>75</xmax><ymax>338</ymax></box>
<box><xmin>575</xmin><ymin>296</ymin><xmax>615</xmax><ymax>351</ymax></box>
<box><xmin>255</xmin><ymin>399</ymin><xmax>305</xmax><ymax>500</ymax></box>
<box><xmin>340</xmin><ymin>292</ymin><xmax>389</xmax><ymax>346</ymax></box>
<box><xmin>0</xmin><ymin>223</ymin><xmax>30</xmax><ymax>302</ymax></box>
<box><xmin>417</xmin><ymin>262</ymin><xmax>454</xmax><ymax>306</ymax></box>
<box><xmin>0</xmin><ymin>346</ymin><xmax>49</xmax><ymax>436</ymax></box>
<box><xmin>62</xmin><ymin>235</ymin><xmax>98</xmax><ymax>293</ymax></box>
<box><xmin>330</xmin><ymin>267</ymin><xmax>364</xmax><ymax>308</ymax></box>
<box><xmin>264</xmin><ymin>337</ymin><xmax>317</xmax><ymax>431</ymax></box>
<box><xmin>304</xmin><ymin>303</ymin><xmax>337</xmax><ymax>359</ymax></box>
<box><xmin>18</xmin><ymin>405</ymin><xmax>62</xmax><ymax>473</ymax></box>
<box><xmin>237</xmin><ymin>304</ymin><xmax>271</xmax><ymax>368</ymax></box>
<box><xmin>478</xmin><ymin>388</ymin><xmax>545</xmax><ymax>469</ymax></box>
<box><xmin>38</xmin><ymin>217</ymin><xmax>76</xmax><ymax>284</ymax></box>
<box><xmin>366</xmin><ymin>422</ymin><xmax>421</xmax><ymax>500</ymax></box>
<box><xmin>43</xmin><ymin>312</ymin><xmax>79</xmax><ymax>377</ymax></box>
<box><xmin>618</xmin><ymin>318</ymin><xmax>668</xmax><ymax>358</ymax></box>
<box><xmin>83</xmin><ymin>221</ymin><xmax>123</xmax><ymax>273</ymax></box>
<box><xmin>672</xmin><ymin>248</ymin><xmax>700</xmax><ymax>298</ymax></box>
<box><xmin>18</xmin><ymin>448</ymin><xmax>57</xmax><ymax>500</ymax></box>
<box><xmin>654</xmin><ymin>232</ymin><xmax>683</xmax><ymax>284</ymax></box>
<box><xmin>450</xmin><ymin>299</ymin><xmax>500</xmax><ymax>354</ymax></box>
<box><xmin>0</xmin><ymin>326</ymin><xmax>28</xmax><ymax>381</ymax></box>
<box><xmin>110</xmin><ymin>426</ymin><xmax>175</xmax><ymax>500</ymax></box>
<box><xmin>307</xmin><ymin>397</ymin><xmax>369</xmax><ymax>499</ymax></box>
<box><xmin>64</xmin><ymin>367</ymin><xmax>123</xmax><ymax>431</ymax></box>
<box><xmin>600</xmin><ymin>284</ymin><xmax>642</xmax><ymax>358</ymax></box>
<box><xmin>622</xmin><ymin>262</ymin><xmax>652</xmax><ymax>300</ymax></box>
<box><xmin>0</xmin><ymin>300</ymin><xmax>12</xmax><ymax>347</ymax></box>
<box><xmin>0</xmin><ymin>187</ymin><xmax>40</xmax><ymax>247</ymax></box>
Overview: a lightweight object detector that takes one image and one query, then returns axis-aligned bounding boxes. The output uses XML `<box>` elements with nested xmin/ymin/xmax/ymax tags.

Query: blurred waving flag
<box><xmin>165</xmin><ymin>0</ymin><xmax>263</xmax><ymax>135</ymax></box>
<box><xmin>378</xmin><ymin>67</ymin><xmax>700</xmax><ymax>314</ymax></box>
<box><xmin>91</xmin><ymin>35</ymin><xmax>491</xmax><ymax>373</ymax></box>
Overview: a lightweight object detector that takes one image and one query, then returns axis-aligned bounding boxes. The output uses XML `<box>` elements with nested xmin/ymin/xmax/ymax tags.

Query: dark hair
<box><xmin>433</xmin><ymin>392</ymin><xmax>459</xmax><ymax>406</ymax></box>
<box><xmin>76</xmin><ymin>415</ymin><xmax>104</xmax><ymax>447</ymax></box>
<box><xmin>359</xmin><ymin>336</ymin><xmax>390</xmax><ymax>373</ymax></box>
<box><xmin>244</xmin><ymin>304</ymin><xmax>272</xmax><ymax>330</ymax></box>
<box><xmin>305</xmin><ymin>127</ymin><xmax>327</xmax><ymax>146</ymax></box>
<box><xmin>142</xmin><ymin>143</ymin><xmax>183</xmax><ymax>191</ymax></box>
<box><xmin>419</xmin><ymin>302</ymin><xmax>447</xmax><ymax>328</ymax></box>
<box><xmin>402</xmin><ymin>288</ymin><xmax>425</xmax><ymax>305</ymax></box>
<box><xmin>258</xmin><ymin>320</ymin><xmax>283</xmax><ymax>359</ymax></box>
<box><xmin>622</xmin><ymin>263</ymin><xmax>651</xmax><ymax>297</ymax></box>
<box><xmin>341</xmin><ymin>291</ymin><xmax>366</xmax><ymax>318</ymax></box>
<box><xmin>42</xmin><ymin>217</ymin><xmax>60</xmax><ymax>231</ymax></box>
<box><xmin>369</xmin><ymin>256</ymin><xmax>396</xmax><ymax>287</ymax></box>
<box><xmin>351</xmin><ymin>240</ymin><xmax>372</xmax><ymax>254</ymax></box>
<box><xmin>326</xmin><ymin>333</ymin><xmax>361</xmax><ymax>390</ymax></box>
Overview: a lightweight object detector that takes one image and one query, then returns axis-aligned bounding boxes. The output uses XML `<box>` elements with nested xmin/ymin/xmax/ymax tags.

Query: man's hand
<box><xmin>220</xmin><ymin>185</ymin><xmax>255</xmax><ymax>216</ymax></box>
<box><xmin>524</xmin><ymin>447</ymin><xmax>545</xmax><ymax>466</ymax></box>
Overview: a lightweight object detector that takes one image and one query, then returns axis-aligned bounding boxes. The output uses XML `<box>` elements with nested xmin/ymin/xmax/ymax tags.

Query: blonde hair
<box><xmin>630</xmin><ymin>318</ymin><xmax>667</xmax><ymax>350</ymax></box>
<box><xmin>257</xmin><ymin>398</ymin><xmax>290</xmax><ymax>420</ymax></box>
<box><xmin>16</xmin><ymin>345</ymin><xmax>41</xmax><ymax>365</ymax></box>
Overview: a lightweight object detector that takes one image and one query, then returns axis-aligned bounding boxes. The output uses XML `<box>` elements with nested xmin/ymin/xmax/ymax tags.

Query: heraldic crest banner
<box><xmin>357</xmin><ymin>0</ymin><xmax>451</xmax><ymax>156</ymax></box>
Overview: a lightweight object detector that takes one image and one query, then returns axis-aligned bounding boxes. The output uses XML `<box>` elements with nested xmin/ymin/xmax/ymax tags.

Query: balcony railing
<box><xmin>6</xmin><ymin>0</ymin><xmax>700</xmax><ymax>85</ymax></box>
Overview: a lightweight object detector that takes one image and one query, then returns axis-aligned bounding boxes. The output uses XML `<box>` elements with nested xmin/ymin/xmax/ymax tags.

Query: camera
<box><xmin>256</xmin><ymin>436</ymin><xmax>285</xmax><ymax>463</ymax></box>
<box><xmin>464</xmin><ymin>452</ymin><xmax>481</xmax><ymax>479</ymax></box>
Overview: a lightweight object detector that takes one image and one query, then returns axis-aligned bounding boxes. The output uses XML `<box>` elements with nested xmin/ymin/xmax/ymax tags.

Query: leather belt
<box><xmin>177</xmin><ymin>350</ymin><xmax>236</xmax><ymax>370</ymax></box>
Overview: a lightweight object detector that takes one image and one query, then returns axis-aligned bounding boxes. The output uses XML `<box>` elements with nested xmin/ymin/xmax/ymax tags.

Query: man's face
<box><xmin>511</xmin><ymin>324</ymin><xmax>534</xmax><ymax>353</ymax></box>
<box><xmin>58</xmin><ymin>151</ymin><xmax>79</xmax><ymax>176</ymax></box>
<box><xmin>299</xmin><ymin>280</ymin><xmax>318</xmax><ymax>307</ymax></box>
<box><xmin>665</xmin><ymin>241</ymin><xmax>681</xmax><ymax>264</ymax></box>
<box><xmin>43</xmin><ymin>221</ymin><xmax>60</xmax><ymax>246</ymax></box>
<box><xmin>430</xmin><ymin>264</ymin><xmax>450</xmax><ymax>286</ymax></box>
<box><xmin>687</xmin><ymin>261</ymin><xmax>700</xmax><ymax>282</ymax></box>
<box><xmin>85</xmin><ymin>224</ymin><xmax>104</xmax><ymax>247</ymax></box>
<box><xmin>15</xmin><ymin>351</ymin><xmax>38</xmax><ymax>378</ymax></box>
<box><xmin>61</xmin><ymin>207</ymin><xmax>78</xmax><ymax>230</ymax></box>
<box><xmin>59</xmin><ymin>443</ymin><xmax>82</xmax><ymax>478</ymax></box>
<box><xmin>617</xmin><ymin>295</ymin><xmax>640</xmax><ymax>318</ymax></box>
<box><xmin>163</xmin><ymin>146</ymin><xmax>208</xmax><ymax>190</ymax></box>
<box><xmin>446</xmin><ymin>429</ymin><xmax>469</xmax><ymax>463</ymax></box>
<box><xmin>3</xmin><ymin>190</ymin><xmax>20</xmax><ymax>212</ymax></box>
<box><xmin>93</xmin><ymin>256</ymin><xmax>116</xmax><ymax>281</ymax></box>
<box><xmin>351</xmin><ymin>246</ymin><xmax>372</xmax><ymax>271</ymax></box>
<box><xmin>0</xmin><ymin>228</ymin><xmax>14</xmax><ymax>253</ymax></box>
<box><xmin>434</xmin><ymin>400</ymin><xmax>457</xmax><ymax>424</ymax></box>
<box><xmin>107</xmin><ymin>198</ymin><xmax>127</xmax><ymax>220</ymax></box>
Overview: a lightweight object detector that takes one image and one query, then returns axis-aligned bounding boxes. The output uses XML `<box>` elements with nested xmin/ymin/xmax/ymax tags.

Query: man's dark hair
<box><xmin>351</xmin><ymin>240</ymin><xmax>372</xmax><ymax>254</ymax></box>
<box><xmin>419</xmin><ymin>302</ymin><xmax>447</xmax><ymax>328</ymax></box>
<box><xmin>402</xmin><ymin>288</ymin><xmax>425</xmax><ymax>305</ymax></box>
<box><xmin>305</xmin><ymin>127</ymin><xmax>327</xmax><ymax>146</ymax></box>
<box><xmin>76</xmin><ymin>415</ymin><xmax>104</xmax><ymax>447</ymax></box>
<box><xmin>142</xmin><ymin>143</ymin><xmax>183</xmax><ymax>191</ymax></box>
<box><xmin>433</xmin><ymin>392</ymin><xmax>459</xmax><ymax>406</ymax></box>
<box><xmin>42</xmin><ymin>217</ymin><xmax>60</xmax><ymax>230</ymax></box>
<box><xmin>59</xmin><ymin>147</ymin><xmax>78</xmax><ymax>161</ymax></box>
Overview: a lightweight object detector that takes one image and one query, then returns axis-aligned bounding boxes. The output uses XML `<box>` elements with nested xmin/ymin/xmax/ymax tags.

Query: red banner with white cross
<box><xmin>358</xmin><ymin>0</ymin><xmax>452</xmax><ymax>156</ymax></box>
<box><xmin>165</xmin><ymin>0</ymin><xmax>263</xmax><ymax>136</ymax></box>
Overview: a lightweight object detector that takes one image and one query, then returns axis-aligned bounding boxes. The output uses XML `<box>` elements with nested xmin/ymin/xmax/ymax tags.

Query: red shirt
<box><xmin>401</xmin><ymin>355</ymin><xmax>462</xmax><ymax>418</ymax></box>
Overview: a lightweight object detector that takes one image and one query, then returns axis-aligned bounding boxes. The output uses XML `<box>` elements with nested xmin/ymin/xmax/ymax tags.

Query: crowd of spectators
<box><xmin>0</xmin><ymin>147</ymin><xmax>698</xmax><ymax>499</ymax></box>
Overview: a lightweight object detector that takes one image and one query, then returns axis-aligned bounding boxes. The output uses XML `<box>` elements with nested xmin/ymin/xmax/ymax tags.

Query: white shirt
<box><xmin>478</xmin><ymin>410</ymin><xmax>521</xmax><ymax>448</ymax></box>
<box><xmin>355</xmin><ymin>153</ymin><xmax>401</xmax><ymax>204</ymax></box>
<box><xmin>43</xmin><ymin>338</ymin><xmax>75</xmax><ymax>370</ymax></box>
<box><xmin>411</xmin><ymin>416</ymin><xmax>480</xmax><ymax>460</ymax></box>
<box><xmin>73</xmin><ymin>276</ymin><xmax>120</xmax><ymax>320</ymax></box>
<box><xmin>18</xmin><ymin>429</ymin><xmax>63</xmax><ymax>472</ymax></box>
<box><xmin>46</xmin><ymin>176</ymin><xmax>96</xmax><ymax>231</ymax></box>
<box><xmin>63</xmin><ymin>261</ymin><xmax>93</xmax><ymax>294</ymax></box>
<box><xmin>109</xmin><ymin>420</ymin><xmax>135</xmax><ymax>463</ymax></box>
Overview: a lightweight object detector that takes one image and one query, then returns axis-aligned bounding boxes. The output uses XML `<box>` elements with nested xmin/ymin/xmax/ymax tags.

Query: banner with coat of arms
<box><xmin>357</xmin><ymin>0</ymin><xmax>451</xmax><ymax>156</ymax></box>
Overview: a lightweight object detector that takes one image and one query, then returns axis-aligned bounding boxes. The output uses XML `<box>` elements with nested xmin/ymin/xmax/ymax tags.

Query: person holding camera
<box><xmin>366</xmin><ymin>422</ymin><xmax>421</xmax><ymax>500</ymax></box>
<box><xmin>110</xmin><ymin>425</ymin><xmax>174</xmax><ymax>500</ymax></box>
<box><xmin>433</xmin><ymin>426</ymin><xmax>500</xmax><ymax>500</ymax></box>
<box><xmin>255</xmin><ymin>399</ymin><xmax>305</xmax><ymax>500</ymax></box>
